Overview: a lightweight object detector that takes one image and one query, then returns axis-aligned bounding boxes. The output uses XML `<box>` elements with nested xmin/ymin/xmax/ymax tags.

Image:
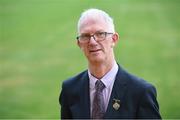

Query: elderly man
<box><xmin>59</xmin><ymin>8</ymin><xmax>161</xmax><ymax>119</ymax></box>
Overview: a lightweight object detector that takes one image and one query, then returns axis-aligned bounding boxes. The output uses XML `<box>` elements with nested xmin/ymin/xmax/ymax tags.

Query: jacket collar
<box><xmin>104</xmin><ymin>64</ymin><xmax>128</xmax><ymax>118</ymax></box>
<box><xmin>77</xmin><ymin>64</ymin><xmax>128</xmax><ymax>118</ymax></box>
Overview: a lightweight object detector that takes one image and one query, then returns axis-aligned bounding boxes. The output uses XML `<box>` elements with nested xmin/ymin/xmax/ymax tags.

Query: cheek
<box><xmin>79</xmin><ymin>44</ymin><xmax>87</xmax><ymax>52</ymax></box>
<box><xmin>102</xmin><ymin>42</ymin><xmax>112</xmax><ymax>52</ymax></box>
<box><xmin>82</xmin><ymin>46</ymin><xmax>88</xmax><ymax>54</ymax></box>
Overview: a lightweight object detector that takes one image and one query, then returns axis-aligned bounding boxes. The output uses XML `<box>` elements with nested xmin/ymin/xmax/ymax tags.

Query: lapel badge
<box><xmin>113</xmin><ymin>98</ymin><xmax>120</xmax><ymax>110</ymax></box>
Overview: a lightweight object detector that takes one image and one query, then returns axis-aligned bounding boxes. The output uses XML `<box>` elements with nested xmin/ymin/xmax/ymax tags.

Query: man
<box><xmin>59</xmin><ymin>8</ymin><xmax>161</xmax><ymax>119</ymax></box>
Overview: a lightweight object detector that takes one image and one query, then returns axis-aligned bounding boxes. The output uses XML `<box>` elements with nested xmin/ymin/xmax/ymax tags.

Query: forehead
<box><xmin>79</xmin><ymin>18</ymin><xmax>109</xmax><ymax>34</ymax></box>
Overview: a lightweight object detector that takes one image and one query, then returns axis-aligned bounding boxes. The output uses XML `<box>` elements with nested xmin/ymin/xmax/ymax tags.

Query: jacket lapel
<box><xmin>69</xmin><ymin>71</ymin><xmax>90</xmax><ymax>118</ymax></box>
<box><xmin>75</xmin><ymin>71</ymin><xmax>91</xmax><ymax>118</ymax></box>
<box><xmin>104</xmin><ymin>65</ymin><xmax>128</xmax><ymax>118</ymax></box>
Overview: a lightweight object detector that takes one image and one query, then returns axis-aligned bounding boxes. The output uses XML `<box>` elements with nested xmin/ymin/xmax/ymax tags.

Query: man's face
<box><xmin>77</xmin><ymin>18</ymin><xmax>118</xmax><ymax>64</ymax></box>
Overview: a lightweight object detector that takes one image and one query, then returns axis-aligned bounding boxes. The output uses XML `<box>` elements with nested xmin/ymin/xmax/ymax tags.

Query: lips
<box><xmin>89</xmin><ymin>49</ymin><xmax>101</xmax><ymax>53</ymax></box>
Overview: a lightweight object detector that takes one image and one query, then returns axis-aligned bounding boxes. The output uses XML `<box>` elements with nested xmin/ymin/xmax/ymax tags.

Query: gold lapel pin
<box><xmin>113</xmin><ymin>98</ymin><xmax>120</xmax><ymax>110</ymax></box>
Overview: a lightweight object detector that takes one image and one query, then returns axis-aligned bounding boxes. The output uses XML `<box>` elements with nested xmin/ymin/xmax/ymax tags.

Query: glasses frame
<box><xmin>76</xmin><ymin>32</ymin><xmax>113</xmax><ymax>43</ymax></box>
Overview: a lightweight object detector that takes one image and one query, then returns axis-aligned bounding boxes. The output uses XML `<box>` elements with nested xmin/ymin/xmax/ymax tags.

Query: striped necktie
<box><xmin>92</xmin><ymin>80</ymin><xmax>105</xmax><ymax>119</ymax></box>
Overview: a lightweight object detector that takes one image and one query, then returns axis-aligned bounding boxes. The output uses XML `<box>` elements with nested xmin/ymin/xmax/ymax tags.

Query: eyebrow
<box><xmin>80</xmin><ymin>30</ymin><xmax>105</xmax><ymax>35</ymax></box>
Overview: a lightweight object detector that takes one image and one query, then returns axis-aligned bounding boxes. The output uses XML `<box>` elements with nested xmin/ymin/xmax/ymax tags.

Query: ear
<box><xmin>112</xmin><ymin>32</ymin><xmax>119</xmax><ymax>46</ymax></box>
<box><xmin>77</xmin><ymin>40</ymin><xmax>83</xmax><ymax>50</ymax></box>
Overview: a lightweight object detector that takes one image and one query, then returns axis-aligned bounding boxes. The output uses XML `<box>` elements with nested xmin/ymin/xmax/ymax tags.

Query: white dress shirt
<box><xmin>88</xmin><ymin>61</ymin><xmax>119</xmax><ymax>115</ymax></box>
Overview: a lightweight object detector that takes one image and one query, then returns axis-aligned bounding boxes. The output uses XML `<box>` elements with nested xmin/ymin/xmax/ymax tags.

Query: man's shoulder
<box><xmin>62</xmin><ymin>70</ymin><xmax>88</xmax><ymax>87</ymax></box>
<box><xmin>117</xmin><ymin>65</ymin><xmax>156</xmax><ymax>90</ymax></box>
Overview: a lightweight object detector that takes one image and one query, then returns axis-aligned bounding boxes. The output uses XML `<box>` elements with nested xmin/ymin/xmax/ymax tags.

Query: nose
<box><xmin>89</xmin><ymin>36</ymin><xmax>98</xmax><ymax>45</ymax></box>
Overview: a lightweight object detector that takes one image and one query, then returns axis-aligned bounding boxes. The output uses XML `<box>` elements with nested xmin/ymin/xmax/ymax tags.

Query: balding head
<box><xmin>77</xmin><ymin>8</ymin><xmax>115</xmax><ymax>34</ymax></box>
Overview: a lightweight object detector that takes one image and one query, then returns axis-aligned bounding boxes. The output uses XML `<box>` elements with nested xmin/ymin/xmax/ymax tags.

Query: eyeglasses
<box><xmin>76</xmin><ymin>32</ymin><xmax>113</xmax><ymax>43</ymax></box>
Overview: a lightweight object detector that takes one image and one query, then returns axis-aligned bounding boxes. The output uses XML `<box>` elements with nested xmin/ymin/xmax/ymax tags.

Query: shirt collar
<box><xmin>88</xmin><ymin>61</ymin><xmax>118</xmax><ymax>90</ymax></box>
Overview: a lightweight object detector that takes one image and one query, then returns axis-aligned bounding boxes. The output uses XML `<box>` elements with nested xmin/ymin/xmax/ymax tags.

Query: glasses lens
<box><xmin>94</xmin><ymin>32</ymin><xmax>106</xmax><ymax>41</ymax></box>
<box><xmin>78</xmin><ymin>34</ymin><xmax>90</xmax><ymax>42</ymax></box>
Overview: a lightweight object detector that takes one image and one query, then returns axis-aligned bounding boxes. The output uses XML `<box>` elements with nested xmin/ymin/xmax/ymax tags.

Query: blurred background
<box><xmin>1</xmin><ymin>0</ymin><xmax>180</xmax><ymax>119</ymax></box>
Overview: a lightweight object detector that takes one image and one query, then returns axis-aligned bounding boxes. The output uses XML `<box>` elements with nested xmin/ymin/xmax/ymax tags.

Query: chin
<box><xmin>88</xmin><ymin>56</ymin><xmax>105</xmax><ymax>64</ymax></box>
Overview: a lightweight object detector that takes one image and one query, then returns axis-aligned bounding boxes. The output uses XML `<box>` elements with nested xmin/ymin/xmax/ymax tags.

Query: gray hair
<box><xmin>77</xmin><ymin>8</ymin><xmax>115</xmax><ymax>33</ymax></box>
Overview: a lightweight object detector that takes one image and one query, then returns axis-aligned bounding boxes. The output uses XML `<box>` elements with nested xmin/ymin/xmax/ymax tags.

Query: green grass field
<box><xmin>1</xmin><ymin>0</ymin><xmax>180</xmax><ymax>119</ymax></box>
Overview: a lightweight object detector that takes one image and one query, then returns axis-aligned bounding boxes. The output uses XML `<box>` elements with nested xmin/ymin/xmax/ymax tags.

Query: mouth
<box><xmin>89</xmin><ymin>49</ymin><xmax>102</xmax><ymax>53</ymax></box>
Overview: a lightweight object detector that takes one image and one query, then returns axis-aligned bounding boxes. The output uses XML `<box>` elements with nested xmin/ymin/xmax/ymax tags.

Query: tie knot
<box><xmin>95</xmin><ymin>80</ymin><xmax>105</xmax><ymax>92</ymax></box>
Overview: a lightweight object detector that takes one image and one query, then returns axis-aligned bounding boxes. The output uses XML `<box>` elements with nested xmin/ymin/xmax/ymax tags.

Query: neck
<box><xmin>88</xmin><ymin>59</ymin><xmax>115</xmax><ymax>79</ymax></box>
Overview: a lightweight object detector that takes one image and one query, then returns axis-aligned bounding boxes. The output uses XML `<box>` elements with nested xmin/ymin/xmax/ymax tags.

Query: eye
<box><xmin>95</xmin><ymin>32</ymin><xmax>105</xmax><ymax>38</ymax></box>
<box><xmin>80</xmin><ymin>34</ymin><xmax>90</xmax><ymax>40</ymax></box>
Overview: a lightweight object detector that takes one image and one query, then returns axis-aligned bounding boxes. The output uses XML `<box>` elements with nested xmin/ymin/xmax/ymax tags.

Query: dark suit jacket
<box><xmin>59</xmin><ymin>65</ymin><xmax>161</xmax><ymax>119</ymax></box>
